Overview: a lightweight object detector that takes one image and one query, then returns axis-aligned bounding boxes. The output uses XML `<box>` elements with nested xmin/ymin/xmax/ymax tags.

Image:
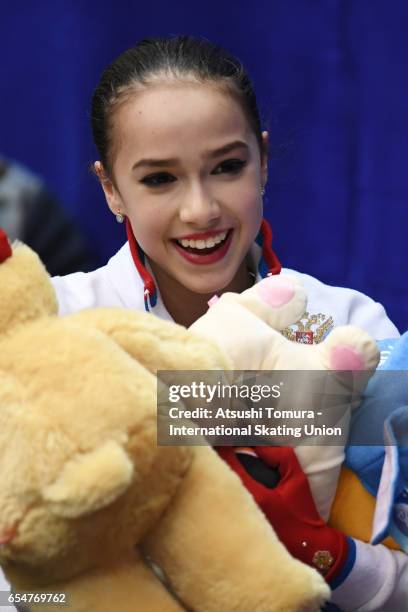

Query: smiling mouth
<box><xmin>173</xmin><ymin>230</ymin><xmax>232</xmax><ymax>255</ymax></box>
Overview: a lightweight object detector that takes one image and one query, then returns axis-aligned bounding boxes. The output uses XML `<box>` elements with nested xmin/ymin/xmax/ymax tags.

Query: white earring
<box><xmin>115</xmin><ymin>212</ymin><xmax>125</xmax><ymax>224</ymax></box>
<box><xmin>260</xmin><ymin>187</ymin><xmax>265</xmax><ymax>196</ymax></box>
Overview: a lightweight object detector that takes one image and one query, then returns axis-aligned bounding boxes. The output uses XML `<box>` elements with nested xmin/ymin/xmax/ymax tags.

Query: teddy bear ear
<box><xmin>41</xmin><ymin>440</ymin><xmax>134</xmax><ymax>519</ymax></box>
<box><xmin>0</xmin><ymin>234</ymin><xmax>58</xmax><ymax>335</ymax></box>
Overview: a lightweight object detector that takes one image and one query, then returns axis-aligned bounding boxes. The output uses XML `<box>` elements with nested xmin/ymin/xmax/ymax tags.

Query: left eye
<box><xmin>140</xmin><ymin>172</ymin><xmax>176</xmax><ymax>187</ymax></box>
<box><xmin>212</xmin><ymin>159</ymin><xmax>247</xmax><ymax>175</ymax></box>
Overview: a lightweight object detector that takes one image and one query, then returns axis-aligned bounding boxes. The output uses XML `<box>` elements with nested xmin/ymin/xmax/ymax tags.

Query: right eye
<box><xmin>140</xmin><ymin>173</ymin><xmax>177</xmax><ymax>187</ymax></box>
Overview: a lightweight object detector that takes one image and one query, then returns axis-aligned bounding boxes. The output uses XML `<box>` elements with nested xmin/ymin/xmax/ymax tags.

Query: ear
<box><xmin>260</xmin><ymin>130</ymin><xmax>269</xmax><ymax>188</ymax></box>
<box><xmin>94</xmin><ymin>161</ymin><xmax>125</xmax><ymax>218</ymax></box>
<box><xmin>42</xmin><ymin>440</ymin><xmax>133</xmax><ymax>518</ymax></box>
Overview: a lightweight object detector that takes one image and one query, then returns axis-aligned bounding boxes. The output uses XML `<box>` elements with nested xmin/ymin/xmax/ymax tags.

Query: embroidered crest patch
<box><xmin>295</xmin><ymin>331</ymin><xmax>314</xmax><ymax>345</ymax></box>
<box><xmin>281</xmin><ymin>311</ymin><xmax>334</xmax><ymax>345</ymax></box>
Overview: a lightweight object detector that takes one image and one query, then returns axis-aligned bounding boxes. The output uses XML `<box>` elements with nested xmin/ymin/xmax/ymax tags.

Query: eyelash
<box><xmin>140</xmin><ymin>159</ymin><xmax>247</xmax><ymax>187</ymax></box>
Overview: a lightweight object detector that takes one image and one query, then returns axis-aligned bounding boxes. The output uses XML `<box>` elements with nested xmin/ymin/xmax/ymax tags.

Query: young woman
<box><xmin>51</xmin><ymin>37</ymin><xmax>406</xmax><ymax>610</ymax></box>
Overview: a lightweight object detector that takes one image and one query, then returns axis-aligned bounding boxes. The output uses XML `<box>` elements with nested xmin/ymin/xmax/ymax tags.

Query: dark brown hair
<box><xmin>91</xmin><ymin>35</ymin><xmax>264</xmax><ymax>177</ymax></box>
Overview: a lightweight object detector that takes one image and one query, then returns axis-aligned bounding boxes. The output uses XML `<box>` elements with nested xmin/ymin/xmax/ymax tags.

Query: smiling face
<box><xmin>98</xmin><ymin>81</ymin><xmax>268</xmax><ymax>316</ymax></box>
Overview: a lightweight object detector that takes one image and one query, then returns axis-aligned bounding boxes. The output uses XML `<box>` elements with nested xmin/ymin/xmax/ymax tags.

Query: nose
<box><xmin>179</xmin><ymin>185</ymin><xmax>221</xmax><ymax>227</ymax></box>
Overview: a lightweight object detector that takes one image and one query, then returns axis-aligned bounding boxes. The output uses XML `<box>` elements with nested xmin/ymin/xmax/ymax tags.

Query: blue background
<box><xmin>1</xmin><ymin>0</ymin><xmax>407</xmax><ymax>331</ymax></box>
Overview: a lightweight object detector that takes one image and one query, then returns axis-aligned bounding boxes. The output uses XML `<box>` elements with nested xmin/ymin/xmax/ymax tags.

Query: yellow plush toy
<box><xmin>0</xmin><ymin>232</ymin><xmax>382</xmax><ymax>611</ymax></box>
<box><xmin>0</xmin><ymin>234</ymin><xmax>334</xmax><ymax>611</ymax></box>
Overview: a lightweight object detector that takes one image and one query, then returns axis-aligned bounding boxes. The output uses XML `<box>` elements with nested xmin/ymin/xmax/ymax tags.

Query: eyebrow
<box><xmin>132</xmin><ymin>140</ymin><xmax>249</xmax><ymax>170</ymax></box>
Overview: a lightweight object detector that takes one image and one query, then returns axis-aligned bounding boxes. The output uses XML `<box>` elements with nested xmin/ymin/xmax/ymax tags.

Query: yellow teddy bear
<box><xmin>0</xmin><ymin>231</ymin><xmax>380</xmax><ymax>610</ymax></box>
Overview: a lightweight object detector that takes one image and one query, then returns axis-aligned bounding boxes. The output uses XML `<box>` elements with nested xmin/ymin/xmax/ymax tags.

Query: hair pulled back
<box><xmin>91</xmin><ymin>36</ymin><xmax>264</xmax><ymax>177</ymax></box>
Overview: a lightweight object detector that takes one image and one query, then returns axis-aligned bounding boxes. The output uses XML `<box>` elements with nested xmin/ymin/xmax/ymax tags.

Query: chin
<box><xmin>186</xmin><ymin>274</ymin><xmax>237</xmax><ymax>296</ymax></box>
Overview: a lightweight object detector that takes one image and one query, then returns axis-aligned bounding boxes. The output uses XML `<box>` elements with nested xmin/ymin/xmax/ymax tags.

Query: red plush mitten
<box><xmin>216</xmin><ymin>446</ymin><xmax>349</xmax><ymax>585</ymax></box>
<box><xmin>0</xmin><ymin>228</ymin><xmax>12</xmax><ymax>263</ymax></box>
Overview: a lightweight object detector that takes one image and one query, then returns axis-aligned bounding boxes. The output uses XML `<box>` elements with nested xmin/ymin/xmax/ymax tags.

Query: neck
<box><xmin>149</xmin><ymin>259</ymin><xmax>254</xmax><ymax>328</ymax></box>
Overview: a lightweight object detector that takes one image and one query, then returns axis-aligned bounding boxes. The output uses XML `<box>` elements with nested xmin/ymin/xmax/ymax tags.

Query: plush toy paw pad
<box><xmin>217</xmin><ymin>274</ymin><xmax>307</xmax><ymax>332</ymax></box>
<box><xmin>323</xmin><ymin>326</ymin><xmax>380</xmax><ymax>372</ymax></box>
<box><xmin>256</xmin><ymin>277</ymin><xmax>295</xmax><ymax>307</ymax></box>
<box><xmin>207</xmin><ymin>295</ymin><xmax>220</xmax><ymax>307</ymax></box>
<box><xmin>329</xmin><ymin>345</ymin><xmax>366</xmax><ymax>371</ymax></box>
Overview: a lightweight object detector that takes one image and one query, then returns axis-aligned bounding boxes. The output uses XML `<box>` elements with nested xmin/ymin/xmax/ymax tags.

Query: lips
<box><xmin>172</xmin><ymin>229</ymin><xmax>233</xmax><ymax>265</ymax></box>
<box><xmin>176</xmin><ymin>229</ymin><xmax>230</xmax><ymax>241</ymax></box>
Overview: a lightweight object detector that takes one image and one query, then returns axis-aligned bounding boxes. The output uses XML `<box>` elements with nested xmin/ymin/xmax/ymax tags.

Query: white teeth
<box><xmin>177</xmin><ymin>231</ymin><xmax>228</xmax><ymax>250</ymax></box>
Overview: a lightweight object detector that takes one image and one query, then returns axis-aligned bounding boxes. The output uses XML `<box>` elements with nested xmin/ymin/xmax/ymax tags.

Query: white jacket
<box><xmin>52</xmin><ymin>242</ymin><xmax>400</xmax><ymax>341</ymax></box>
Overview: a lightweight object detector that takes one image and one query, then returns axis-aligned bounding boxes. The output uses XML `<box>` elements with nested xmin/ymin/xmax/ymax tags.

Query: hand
<box><xmin>216</xmin><ymin>445</ymin><xmax>349</xmax><ymax>584</ymax></box>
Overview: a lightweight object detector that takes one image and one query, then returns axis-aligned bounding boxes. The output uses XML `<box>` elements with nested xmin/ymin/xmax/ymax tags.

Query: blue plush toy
<box><xmin>346</xmin><ymin>332</ymin><xmax>408</xmax><ymax>552</ymax></box>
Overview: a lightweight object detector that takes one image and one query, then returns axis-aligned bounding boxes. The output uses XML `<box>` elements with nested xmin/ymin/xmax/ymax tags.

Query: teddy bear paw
<box><xmin>319</xmin><ymin>325</ymin><xmax>380</xmax><ymax>372</ymax></box>
<box><xmin>211</xmin><ymin>275</ymin><xmax>307</xmax><ymax>331</ymax></box>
